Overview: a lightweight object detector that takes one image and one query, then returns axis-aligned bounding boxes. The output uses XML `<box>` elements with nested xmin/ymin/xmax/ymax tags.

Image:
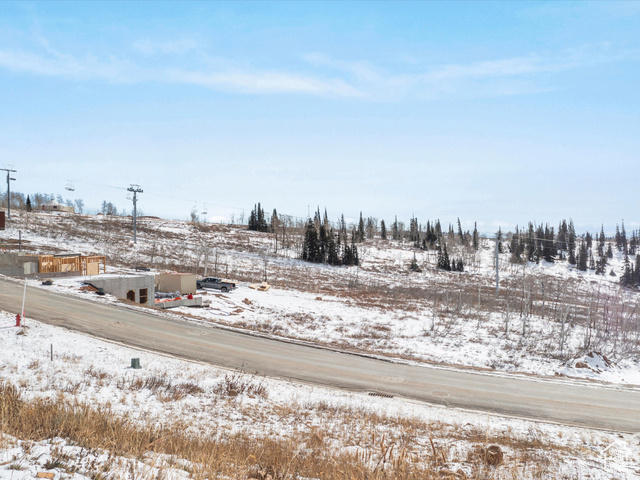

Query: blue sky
<box><xmin>0</xmin><ymin>1</ymin><xmax>638</xmax><ymax>233</ymax></box>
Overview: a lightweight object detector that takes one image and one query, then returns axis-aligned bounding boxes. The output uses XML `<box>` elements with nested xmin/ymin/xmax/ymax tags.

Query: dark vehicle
<box><xmin>196</xmin><ymin>277</ymin><xmax>237</xmax><ymax>292</ymax></box>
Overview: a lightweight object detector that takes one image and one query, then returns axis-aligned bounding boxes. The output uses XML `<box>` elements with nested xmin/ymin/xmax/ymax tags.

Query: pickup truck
<box><xmin>196</xmin><ymin>277</ymin><xmax>237</xmax><ymax>292</ymax></box>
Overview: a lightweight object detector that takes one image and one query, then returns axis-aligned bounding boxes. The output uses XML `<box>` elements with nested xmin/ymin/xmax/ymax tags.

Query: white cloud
<box><xmin>166</xmin><ymin>69</ymin><xmax>364</xmax><ymax>97</ymax></box>
<box><xmin>0</xmin><ymin>38</ymin><xmax>631</xmax><ymax>100</ymax></box>
<box><xmin>0</xmin><ymin>47</ymin><xmax>135</xmax><ymax>82</ymax></box>
<box><xmin>133</xmin><ymin>38</ymin><xmax>201</xmax><ymax>55</ymax></box>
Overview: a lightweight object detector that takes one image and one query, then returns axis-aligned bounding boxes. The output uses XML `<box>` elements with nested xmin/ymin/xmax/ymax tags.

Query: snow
<box><xmin>1</xmin><ymin>210</ymin><xmax>638</xmax><ymax>387</ymax></box>
<box><xmin>1</xmin><ymin>314</ymin><xmax>639</xmax><ymax>479</ymax></box>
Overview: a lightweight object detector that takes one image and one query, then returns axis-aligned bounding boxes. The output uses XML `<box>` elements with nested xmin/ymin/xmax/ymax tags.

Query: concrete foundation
<box><xmin>89</xmin><ymin>275</ymin><xmax>155</xmax><ymax>307</ymax></box>
<box><xmin>156</xmin><ymin>297</ymin><xmax>203</xmax><ymax>309</ymax></box>
<box><xmin>0</xmin><ymin>253</ymin><xmax>39</xmax><ymax>277</ymax></box>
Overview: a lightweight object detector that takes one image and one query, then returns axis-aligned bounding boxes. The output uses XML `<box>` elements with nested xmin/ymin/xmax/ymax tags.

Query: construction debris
<box><xmin>248</xmin><ymin>281</ymin><xmax>271</xmax><ymax>292</ymax></box>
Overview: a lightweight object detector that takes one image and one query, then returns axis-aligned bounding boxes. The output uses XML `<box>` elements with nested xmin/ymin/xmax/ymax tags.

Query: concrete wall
<box><xmin>0</xmin><ymin>253</ymin><xmax>39</xmax><ymax>277</ymax></box>
<box><xmin>90</xmin><ymin>275</ymin><xmax>155</xmax><ymax>307</ymax></box>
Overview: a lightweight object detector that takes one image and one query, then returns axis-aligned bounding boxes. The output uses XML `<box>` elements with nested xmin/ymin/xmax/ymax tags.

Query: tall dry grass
<box><xmin>0</xmin><ymin>382</ymin><xmax>565</xmax><ymax>479</ymax></box>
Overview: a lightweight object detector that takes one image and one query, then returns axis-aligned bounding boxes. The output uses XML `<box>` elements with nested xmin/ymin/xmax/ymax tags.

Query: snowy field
<box><xmin>1</xmin><ymin>314</ymin><xmax>639</xmax><ymax>479</ymax></box>
<box><xmin>1</xmin><ymin>211</ymin><xmax>639</xmax><ymax>388</ymax></box>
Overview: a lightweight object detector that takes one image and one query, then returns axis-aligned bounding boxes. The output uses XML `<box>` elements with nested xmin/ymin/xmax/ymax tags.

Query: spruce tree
<box><xmin>26</xmin><ymin>195</ymin><xmax>32</xmax><ymax>212</ymax></box>
<box><xmin>621</xmin><ymin>252</ymin><xmax>632</xmax><ymax>286</ymax></box>
<box><xmin>577</xmin><ymin>241</ymin><xmax>588</xmax><ymax>271</ymax></box>
<box><xmin>598</xmin><ymin>225</ymin><xmax>605</xmax><ymax>257</ymax></box>
<box><xmin>248</xmin><ymin>205</ymin><xmax>257</xmax><ymax>231</ymax></box>
<box><xmin>567</xmin><ymin>221</ymin><xmax>576</xmax><ymax>265</ymax></box>
<box><xmin>327</xmin><ymin>230</ymin><xmax>340</xmax><ymax>266</ymax></box>
<box><xmin>437</xmin><ymin>243</ymin><xmax>451</xmax><ymax>271</ymax></box>
<box><xmin>409</xmin><ymin>253</ymin><xmax>421</xmax><ymax>272</ymax></box>
<box><xmin>380</xmin><ymin>220</ymin><xmax>387</xmax><ymax>240</ymax></box>
<box><xmin>409</xmin><ymin>216</ymin><xmax>419</xmax><ymax>244</ymax></box>
<box><xmin>606</xmin><ymin>243</ymin><xmax>613</xmax><ymax>259</ymax></box>
<box><xmin>472</xmin><ymin>222</ymin><xmax>479</xmax><ymax>251</ymax></box>
<box><xmin>392</xmin><ymin>216</ymin><xmax>399</xmax><ymax>240</ymax></box>
<box><xmin>302</xmin><ymin>220</ymin><xmax>320</xmax><ymax>263</ymax></box>
<box><xmin>357</xmin><ymin>212</ymin><xmax>365</xmax><ymax>242</ymax></box>
<box><xmin>510</xmin><ymin>228</ymin><xmax>522</xmax><ymax>264</ymax></box>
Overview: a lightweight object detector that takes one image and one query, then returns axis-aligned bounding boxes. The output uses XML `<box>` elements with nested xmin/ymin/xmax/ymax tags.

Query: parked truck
<box><xmin>196</xmin><ymin>277</ymin><xmax>237</xmax><ymax>292</ymax></box>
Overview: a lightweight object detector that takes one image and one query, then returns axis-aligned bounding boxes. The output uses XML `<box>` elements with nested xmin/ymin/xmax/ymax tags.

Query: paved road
<box><xmin>1</xmin><ymin>277</ymin><xmax>638</xmax><ymax>432</ymax></box>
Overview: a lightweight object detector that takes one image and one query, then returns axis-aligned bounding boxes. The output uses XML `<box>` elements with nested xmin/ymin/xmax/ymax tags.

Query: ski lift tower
<box><xmin>1</xmin><ymin>167</ymin><xmax>17</xmax><ymax>219</ymax></box>
<box><xmin>127</xmin><ymin>184</ymin><xmax>143</xmax><ymax>243</ymax></box>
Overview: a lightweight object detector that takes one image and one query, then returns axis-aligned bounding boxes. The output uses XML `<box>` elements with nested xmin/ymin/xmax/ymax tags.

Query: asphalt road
<box><xmin>1</xmin><ymin>277</ymin><xmax>638</xmax><ymax>432</ymax></box>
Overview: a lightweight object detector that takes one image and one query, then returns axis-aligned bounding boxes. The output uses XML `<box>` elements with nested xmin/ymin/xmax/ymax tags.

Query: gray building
<box><xmin>89</xmin><ymin>274</ymin><xmax>155</xmax><ymax>307</ymax></box>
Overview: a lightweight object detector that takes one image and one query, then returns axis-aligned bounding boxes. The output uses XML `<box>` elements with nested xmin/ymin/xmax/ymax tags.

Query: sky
<box><xmin>0</xmin><ymin>1</ymin><xmax>639</xmax><ymax>234</ymax></box>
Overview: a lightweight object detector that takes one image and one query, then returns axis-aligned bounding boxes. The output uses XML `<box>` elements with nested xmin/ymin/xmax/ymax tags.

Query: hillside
<box><xmin>1</xmin><ymin>210</ymin><xmax>640</xmax><ymax>479</ymax></box>
<box><xmin>1</xmin><ymin>210</ymin><xmax>639</xmax><ymax>385</ymax></box>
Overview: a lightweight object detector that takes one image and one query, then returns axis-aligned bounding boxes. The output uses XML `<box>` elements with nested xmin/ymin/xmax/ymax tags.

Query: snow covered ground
<box><xmin>1</xmin><ymin>314</ymin><xmax>639</xmax><ymax>479</ymax></box>
<box><xmin>1</xmin><ymin>211</ymin><xmax>639</xmax><ymax>387</ymax></box>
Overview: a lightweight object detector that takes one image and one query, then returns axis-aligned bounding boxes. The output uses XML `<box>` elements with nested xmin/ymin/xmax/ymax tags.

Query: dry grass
<box><xmin>0</xmin><ymin>381</ymin><xmax>577</xmax><ymax>479</ymax></box>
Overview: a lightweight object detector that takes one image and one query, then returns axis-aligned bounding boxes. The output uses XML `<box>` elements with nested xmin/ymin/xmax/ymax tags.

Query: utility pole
<box><xmin>495</xmin><ymin>231</ymin><xmax>500</xmax><ymax>297</ymax></box>
<box><xmin>1</xmin><ymin>167</ymin><xmax>17</xmax><ymax>219</ymax></box>
<box><xmin>127</xmin><ymin>184</ymin><xmax>143</xmax><ymax>243</ymax></box>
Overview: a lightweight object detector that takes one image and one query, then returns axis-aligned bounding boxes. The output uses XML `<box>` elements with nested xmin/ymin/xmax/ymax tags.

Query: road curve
<box><xmin>1</xmin><ymin>277</ymin><xmax>638</xmax><ymax>432</ymax></box>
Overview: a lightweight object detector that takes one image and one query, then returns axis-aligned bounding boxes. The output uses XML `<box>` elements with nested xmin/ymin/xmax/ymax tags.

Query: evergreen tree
<box><xmin>319</xmin><ymin>224</ymin><xmax>328</xmax><ymax>262</ymax></box>
<box><xmin>409</xmin><ymin>216</ymin><xmax>420</xmax><ymax>244</ymax></box>
<box><xmin>409</xmin><ymin>253</ymin><xmax>422</xmax><ymax>272</ymax></box>
<box><xmin>392</xmin><ymin>216</ymin><xmax>399</xmax><ymax>240</ymax></box>
<box><xmin>339</xmin><ymin>214</ymin><xmax>347</xmax><ymax>244</ymax></box>
<box><xmin>357</xmin><ymin>212</ymin><xmax>365</xmax><ymax>242</ymax></box>
<box><xmin>629</xmin><ymin>230</ymin><xmax>638</xmax><ymax>256</ymax></box>
<box><xmin>25</xmin><ymin>195</ymin><xmax>32</xmax><ymax>212</ymax></box>
<box><xmin>472</xmin><ymin>222</ymin><xmax>479</xmax><ymax>251</ymax></box>
<box><xmin>621</xmin><ymin>221</ymin><xmax>628</xmax><ymax>254</ymax></box>
<box><xmin>510</xmin><ymin>228</ymin><xmax>523</xmax><ymax>264</ymax></box>
<box><xmin>567</xmin><ymin>221</ymin><xmax>576</xmax><ymax>265</ymax></box>
<box><xmin>543</xmin><ymin>224</ymin><xmax>555</xmax><ymax>262</ymax></box>
<box><xmin>598</xmin><ymin>225</ymin><xmax>605</xmax><ymax>257</ymax></box>
<box><xmin>557</xmin><ymin>220</ymin><xmax>568</xmax><ymax>253</ymax></box>
<box><xmin>595</xmin><ymin>257</ymin><xmax>606</xmax><ymax>275</ymax></box>
<box><xmin>302</xmin><ymin>220</ymin><xmax>320</xmax><ymax>263</ymax></box>
<box><xmin>437</xmin><ymin>243</ymin><xmax>451</xmax><ymax>271</ymax></box>
<box><xmin>248</xmin><ymin>203</ymin><xmax>269</xmax><ymax>232</ymax></box>
<box><xmin>577</xmin><ymin>241</ymin><xmax>588</xmax><ymax>271</ymax></box>
<box><xmin>457</xmin><ymin>218</ymin><xmax>465</xmax><ymax>245</ymax></box>
<box><xmin>327</xmin><ymin>230</ymin><xmax>340</xmax><ymax>266</ymax></box>
<box><xmin>615</xmin><ymin>224</ymin><xmax>622</xmax><ymax>251</ymax></box>
<box><xmin>380</xmin><ymin>220</ymin><xmax>387</xmax><ymax>240</ymax></box>
<box><xmin>621</xmin><ymin>252</ymin><xmax>633</xmax><ymax>286</ymax></box>
<box><xmin>526</xmin><ymin>223</ymin><xmax>536</xmax><ymax>261</ymax></box>
<box><xmin>352</xmin><ymin>241</ymin><xmax>359</xmax><ymax>266</ymax></box>
<box><xmin>606</xmin><ymin>243</ymin><xmax>613</xmax><ymax>259</ymax></box>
